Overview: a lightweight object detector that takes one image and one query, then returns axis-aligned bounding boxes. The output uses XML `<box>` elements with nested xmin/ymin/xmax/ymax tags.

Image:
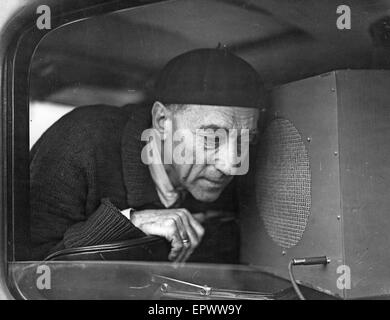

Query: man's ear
<box><xmin>151</xmin><ymin>101</ymin><xmax>172</xmax><ymax>136</ymax></box>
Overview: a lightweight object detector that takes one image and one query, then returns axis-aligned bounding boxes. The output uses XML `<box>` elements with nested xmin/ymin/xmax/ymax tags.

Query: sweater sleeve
<box><xmin>63</xmin><ymin>198</ymin><xmax>144</xmax><ymax>248</ymax></box>
<box><xmin>30</xmin><ymin>106</ymin><xmax>145</xmax><ymax>259</ymax></box>
<box><xmin>31</xmin><ymin>146</ymin><xmax>145</xmax><ymax>258</ymax></box>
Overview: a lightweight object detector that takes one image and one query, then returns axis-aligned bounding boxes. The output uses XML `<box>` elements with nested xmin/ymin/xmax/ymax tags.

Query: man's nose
<box><xmin>214</xmin><ymin>143</ymin><xmax>240</xmax><ymax>176</ymax></box>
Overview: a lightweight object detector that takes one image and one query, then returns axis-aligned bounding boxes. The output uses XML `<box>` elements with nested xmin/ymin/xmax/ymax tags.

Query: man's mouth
<box><xmin>200</xmin><ymin>177</ymin><xmax>227</xmax><ymax>187</ymax></box>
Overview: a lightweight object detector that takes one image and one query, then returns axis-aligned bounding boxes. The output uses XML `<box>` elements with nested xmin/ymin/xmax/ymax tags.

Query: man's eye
<box><xmin>204</xmin><ymin>135</ymin><xmax>220</xmax><ymax>149</ymax></box>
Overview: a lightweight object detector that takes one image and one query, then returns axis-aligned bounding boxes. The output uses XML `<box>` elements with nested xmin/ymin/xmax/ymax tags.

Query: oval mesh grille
<box><xmin>256</xmin><ymin>118</ymin><xmax>311</xmax><ymax>248</ymax></box>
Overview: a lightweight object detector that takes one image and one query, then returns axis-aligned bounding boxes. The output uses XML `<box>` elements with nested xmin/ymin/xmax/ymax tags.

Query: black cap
<box><xmin>154</xmin><ymin>48</ymin><xmax>264</xmax><ymax>109</ymax></box>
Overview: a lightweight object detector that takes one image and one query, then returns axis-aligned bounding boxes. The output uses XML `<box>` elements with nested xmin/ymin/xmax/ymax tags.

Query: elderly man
<box><xmin>30</xmin><ymin>48</ymin><xmax>264</xmax><ymax>262</ymax></box>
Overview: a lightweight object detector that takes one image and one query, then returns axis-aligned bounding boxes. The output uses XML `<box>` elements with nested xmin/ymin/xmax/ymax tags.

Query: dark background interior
<box><xmin>30</xmin><ymin>0</ymin><xmax>390</xmax><ymax>106</ymax></box>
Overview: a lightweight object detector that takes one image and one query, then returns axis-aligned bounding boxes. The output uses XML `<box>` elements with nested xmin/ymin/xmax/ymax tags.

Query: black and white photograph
<box><xmin>1</xmin><ymin>0</ymin><xmax>390</xmax><ymax>305</ymax></box>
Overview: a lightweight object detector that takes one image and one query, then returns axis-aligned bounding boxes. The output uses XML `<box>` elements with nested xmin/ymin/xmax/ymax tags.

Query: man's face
<box><xmin>162</xmin><ymin>104</ymin><xmax>259</xmax><ymax>202</ymax></box>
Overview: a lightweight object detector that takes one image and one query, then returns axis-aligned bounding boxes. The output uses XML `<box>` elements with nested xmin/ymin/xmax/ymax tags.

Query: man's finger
<box><xmin>186</xmin><ymin>212</ymin><xmax>205</xmax><ymax>240</ymax></box>
<box><xmin>180</xmin><ymin>209</ymin><xmax>205</xmax><ymax>238</ymax></box>
<box><xmin>176</xmin><ymin>210</ymin><xmax>199</xmax><ymax>245</ymax></box>
<box><xmin>169</xmin><ymin>215</ymin><xmax>189</xmax><ymax>246</ymax></box>
<box><xmin>168</xmin><ymin>230</ymin><xmax>185</xmax><ymax>261</ymax></box>
<box><xmin>165</xmin><ymin>217</ymin><xmax>192</xmax><ymax>262</ymax></box>
<box><xmin>177</xmin><ymin>210</ymin><xmax>205</xmax><ymax>262</ymax></box>
<box><xmin>170</xmin><ymin>215</ymin><xmax>192</xmax><ymax>262</ymax></box>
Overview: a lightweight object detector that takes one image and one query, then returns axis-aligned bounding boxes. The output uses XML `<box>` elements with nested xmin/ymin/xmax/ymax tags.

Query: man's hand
<box><xmin>128</xmin><ymin>208</ymin><xmax>205</xmax><ymax>262</ymax></box>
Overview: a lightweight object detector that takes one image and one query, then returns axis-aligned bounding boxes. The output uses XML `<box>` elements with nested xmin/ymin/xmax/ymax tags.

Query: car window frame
<box><xmin>0</xmin><ymin>0</ymin><xmax>166</xmax><ymax>300</ymax></box>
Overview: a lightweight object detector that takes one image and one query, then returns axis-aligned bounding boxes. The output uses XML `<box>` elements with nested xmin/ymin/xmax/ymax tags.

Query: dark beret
<box><xmin>154</xmin><ymin>48</ymin><xmax>264</xmax><ymax>109</ymax></box>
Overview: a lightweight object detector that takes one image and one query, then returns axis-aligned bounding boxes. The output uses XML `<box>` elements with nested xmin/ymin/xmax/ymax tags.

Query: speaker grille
<box><xmin>256</xmin><ymin>118</ymin><xmax>311</xmax><ymax>248</ymax></box>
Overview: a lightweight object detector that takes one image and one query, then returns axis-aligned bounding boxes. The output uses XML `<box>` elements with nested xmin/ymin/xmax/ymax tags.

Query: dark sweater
<box><xmin>30</xmin><ymin>104</ymin><xmax>238</xmax><ymax>260</ymax></box>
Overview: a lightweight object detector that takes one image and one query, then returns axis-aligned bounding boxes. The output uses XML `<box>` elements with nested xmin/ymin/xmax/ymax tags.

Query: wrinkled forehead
<box><xmin>175</xmin><ymin>104</ymin><xmax>259</xmax><ymax>130</ymax></box>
